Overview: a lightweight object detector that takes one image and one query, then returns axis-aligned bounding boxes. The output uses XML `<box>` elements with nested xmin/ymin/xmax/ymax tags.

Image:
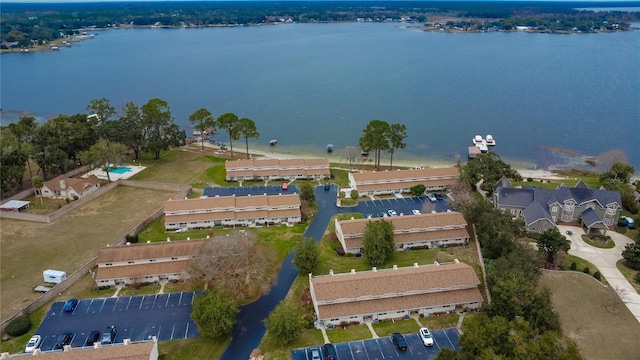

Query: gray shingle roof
<box><xmin>581</xmin><ymin>207</ymin><xmax>604</xmax><ymax>227</ymax></box>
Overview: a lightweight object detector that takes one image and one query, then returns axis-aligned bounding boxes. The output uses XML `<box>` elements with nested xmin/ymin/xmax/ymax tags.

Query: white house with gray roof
<box><xmin>309</xmin><ymin>261</ymin><xmax>483</xmax><ymax>328</ymax></box>
<box><xmin>493</xmin><ymin>178</ymin><xmax>622</xmax><ymax>234</ymax></box>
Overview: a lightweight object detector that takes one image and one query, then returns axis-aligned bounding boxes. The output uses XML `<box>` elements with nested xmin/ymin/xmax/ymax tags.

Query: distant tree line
<box><xmin>2</xmin><ymin>1</ymin><xmax>638</xmax><ymax>48</ymax></box>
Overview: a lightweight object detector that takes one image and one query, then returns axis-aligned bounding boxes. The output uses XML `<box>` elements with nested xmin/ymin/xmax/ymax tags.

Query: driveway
<box><xmin>557</xmin><ymin>225</ymin><xmax>640</xmax><ymax>323</ymax></box>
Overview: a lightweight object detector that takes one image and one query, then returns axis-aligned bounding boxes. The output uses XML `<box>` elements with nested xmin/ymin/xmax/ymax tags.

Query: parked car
<box><xmin>311</xmin><ymin>347</ymin><xmax>322</xmax><ymax>360</ymax></box>
<box><xmin>435</xmin><ymin>193</ymin><xmax>444</xmax><ymax>201</ymax></box>
<box><xmin>427</xmin><ymin>194</ymin><xmax>437</xmax><ymax>202</ymax></box>
<box><xmin>101</xmin><ymin>326</ymin><xmax>117</xmax><ymax>345</ymax></box>
<box><xmin>620</xmin><ymin>216</ymin><xmax>635</xmax><ymax>229</ymax></box>
<box><xmin>63</xmin><ymin>298</ymin><xmax>78</xmax><ymax>312</ymax></box>
<box><xmin>388</xmin><ymin>209</ymin><xmax>397</xmax><ymax>216</ymax></box>
<box><xmin>391</xmin><ymin>332</ymin><xmax>407</xmax><ymax>351</ymax></box>
<box><xmin>54</xmin><ymin>331</ymin><xmax>73</xmax><ymax>350</ymax></box>
<box><xmin>419</xmin><ymin>327</ymin><xmax>434</xmax><ymax>346</ymax></box>
<box><xmin>24</xmin><ymin>335</ymin><xmax>41</xmax><ymax>353</ymax></box>
<box><xmin>411</xmin><ymin>209</ymin><xmax>421</xmax><ymax>215</ymax></box>
<box><xmin>84</xmin><ymin>331</ymin><xmax>100</xmax><ymax>346</ymax></box>
<box><xmin>323</xmin><ymin>343</ymin><xmax>338</xmax><ymax>360</ymax></box>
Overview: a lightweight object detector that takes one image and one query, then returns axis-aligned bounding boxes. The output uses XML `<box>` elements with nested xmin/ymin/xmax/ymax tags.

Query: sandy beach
<box><xmin>199</xmin><ymin>141</ymin><xmax>573</xmax><ymax>181</ymax></box>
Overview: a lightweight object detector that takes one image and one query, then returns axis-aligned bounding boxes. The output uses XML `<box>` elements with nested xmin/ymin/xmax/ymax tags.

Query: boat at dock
<box><xmin>485</xmin><ymin>134</ymin><xmax>496</xmax><ymax>146</ymax></box>
<box><xmin>473</xmin><ymin>135</ymin><xmax>484</xmax><ymax>145</ymax></box>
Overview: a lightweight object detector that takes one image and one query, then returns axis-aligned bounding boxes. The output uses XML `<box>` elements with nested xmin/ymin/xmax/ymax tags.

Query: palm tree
<box><xmin>235</xmin><ymin>118</ymin><xmax>260</xmax><ymax>159</ymax></box>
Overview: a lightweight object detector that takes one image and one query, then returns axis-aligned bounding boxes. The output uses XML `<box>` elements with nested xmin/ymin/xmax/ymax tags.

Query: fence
<box><xmin>0</xmin><ymin>181</ymin><xmax>191</xmax><ymax>333</ymax></box>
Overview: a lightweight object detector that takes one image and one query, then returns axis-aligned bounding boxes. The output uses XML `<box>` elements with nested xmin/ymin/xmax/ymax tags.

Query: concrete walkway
<box><xmin>364</xmin><ymin>319</ymin><xmax>379</xmax><ymax>339</ymax></box>
<box><xmin>558</xmin><ymin>225</ymin><xmax>640</xmax><ymax>323</ymax></box>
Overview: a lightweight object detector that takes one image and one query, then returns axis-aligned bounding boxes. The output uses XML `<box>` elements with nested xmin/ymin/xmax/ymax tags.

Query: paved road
<box><xmin>558</xmin><ymin>224</ymin><xmax>640</xmax><ymax>323</ymax></box>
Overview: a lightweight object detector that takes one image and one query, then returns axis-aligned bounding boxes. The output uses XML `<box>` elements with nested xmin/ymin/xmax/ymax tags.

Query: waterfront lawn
<box><xmin>329</xmin><ymin>167</ymin><xmax>350</xmax><ymax>188</ymax></box>
<box><xmin>539</xmin><ymin>271</ymin><xmax>640</xmax><ymax>360</ymax></box>
<box><xmin>130</xmin><ymin>146</ymin><xmax>228</xmax><ymax>188</ymax></box>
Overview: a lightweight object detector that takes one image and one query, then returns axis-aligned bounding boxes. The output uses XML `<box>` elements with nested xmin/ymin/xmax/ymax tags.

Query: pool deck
<box><xmin>81</xmin><ymin>165</ymin><xmax>146</xmax><ymax>181</ymax></box>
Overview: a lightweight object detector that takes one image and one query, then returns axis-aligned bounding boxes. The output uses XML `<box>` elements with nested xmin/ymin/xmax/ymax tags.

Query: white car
<box><xmin>25</xmin><ymin>335</ymin><xmax>41</xmax><ymax>353</ymax></box>
<box><xmin>388</xmin><ymin>209</ymin><xmax>397</xmax><ymax>216</ymax></box>
<box><xmin>411</xmin><ymin>209</ymin><xmax>421</xmax><ymax>215</ymax></box>
<box><xmin>419</xmin><ymin>327</ymin><xmax>434</xmax><ymax>347</ymax></box>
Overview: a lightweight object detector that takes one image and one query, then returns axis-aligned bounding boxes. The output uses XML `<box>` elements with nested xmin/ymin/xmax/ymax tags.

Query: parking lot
<box><xmin>291</xmin><ymin>328</ymin><xmax>461</xmax><ymax>360</ymax></box>
<box><xmin>354</xmin><ymin>194</ymin><xmax>450</xmax><ymax>219</ymax></box>
<box><xmin>34</xmin><ymin>292</ymin><xmax>198</xmax><ymax>351</ymax></box>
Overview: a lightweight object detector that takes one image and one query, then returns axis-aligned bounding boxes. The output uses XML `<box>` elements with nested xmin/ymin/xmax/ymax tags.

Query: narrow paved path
<box><xmin>220</xmin><ymin>185</ymin><xmax>343</xmax><ymax>360</ymax></box>
<box><xmin>558</xmin><ymin>225</ymin><xmax>640</xmax><ymax>323</ymax></box>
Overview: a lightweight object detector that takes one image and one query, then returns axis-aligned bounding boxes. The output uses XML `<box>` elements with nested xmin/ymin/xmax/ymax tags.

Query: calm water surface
<box><xmin>1</xmin><ymin>23</ymin><xmax>638</xmax><ymax>169</ymax></box>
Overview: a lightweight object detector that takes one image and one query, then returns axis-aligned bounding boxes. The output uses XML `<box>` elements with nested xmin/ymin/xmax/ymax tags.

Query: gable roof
<box><xmin>19</xmin><ymin>341</ymin><xmax>155</xmax><ymax>359</ymax></box>
<box><xmin>338</xmin><ymin>212</ymin><xmax>467</xmax><ymax>235</ymax></box>
<box><xmin>96</xmin><ymin>239</ymin><xmax>208</xmax><ymax>263</ymax></box>
<box><xmin>494</xmin><ymin>175</ymin><xmax>513</xmax><ymax>189</ymax></box>
<box><xmin>311</xmin><ymin>262</ymin><xmax>480</xmax><ymax>302</ymax></box>
<box><xmin>310</xmin><ymin>262</ymin><xmax>483</xmax><ymax>319</ymax></box>
<box><xmin>351</xmin><ymin>167</ymin><xmax>459</xmax><ymax>183</ymax></box>
<box><xmin>44</xmin><ymin>175</ymin><xmax>100</xmax><ymax>193</ymax></box>
<box><xmin>581</xmin><ymin>207</ymin><xmax>604</xmax><ymax>228</ymax></box>
<box><xmin>522</xmin><ymin>201</ymin><xmax>555</xmax><ymax>227</ymax></box>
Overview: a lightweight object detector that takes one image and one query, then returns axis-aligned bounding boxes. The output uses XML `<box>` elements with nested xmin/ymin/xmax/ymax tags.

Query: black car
<box><xmin>84</xmin><ymin>331</ymin><xmax>100</xmax><ymax>346</ymax></box>
<box><xmin>391</xmin><ymin>332</ymin><xmax>407</xmax><ymax>351</ymax></box>
<box><xmin>100</xmin><ymin>326</ymin><xmax>117</xmax><ymax>345</ymax></box>
<box><xmin>53</xmin><ymin>331</ymin><xmax>73</xmax><ymax>350</ymax></box>
<box><xmin>323</xmin><ymin>343</ymin><xmax>338</xmax><ymax>360</ymax></box>
<box><xmin>435</xmin><ymin>193</ymin><xmax>444</xmax><ymax>201</ymax></box>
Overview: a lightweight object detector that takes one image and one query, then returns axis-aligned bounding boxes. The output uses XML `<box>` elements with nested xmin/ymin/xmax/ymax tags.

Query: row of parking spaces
<box><xmin>292</xmin><ymin>328</ymin><xmax>460</xmax><ymax>360</ymax></box>
<box><xmin>203</xmin><ymin>185</ymin><xmax>299</xmax><ymax>197</ymax></box>
<box><xmin>354</xmin><ymin>195</ymin><xmax>450</xmax><ymax>219</ymax></box>
<box><xmin>35</xmin><ymin>292</ymin><xmax>199</xmax><ymax>352</ymax></box>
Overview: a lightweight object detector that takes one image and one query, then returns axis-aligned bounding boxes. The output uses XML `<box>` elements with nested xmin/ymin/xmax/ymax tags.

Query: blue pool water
<box><xmin>108</xmin><ymin>166</ymin><xmax>132</xmax><ymax>174</ymax></box>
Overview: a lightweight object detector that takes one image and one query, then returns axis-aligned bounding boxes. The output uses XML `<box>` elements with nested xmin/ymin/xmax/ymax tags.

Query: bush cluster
<box><xmin>593</xmin><ymin>271</ymin><xmax>602</xmax><ymax>281</ymax></box>
<box><xmin>5</xmin><ymin>314</ymin><xmax>32</xmax><ymax>337</ymax></box>
<box><xmin>583</xmin><ymin>267</ymin><xmax>590</xmax><ymax>274</ymax></box>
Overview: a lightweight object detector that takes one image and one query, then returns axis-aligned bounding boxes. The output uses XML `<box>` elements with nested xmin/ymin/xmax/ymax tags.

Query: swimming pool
<box><xmin>108</xmin><ymin>166</ymin><xmax>132</xmax><ymax>174</ymax></box>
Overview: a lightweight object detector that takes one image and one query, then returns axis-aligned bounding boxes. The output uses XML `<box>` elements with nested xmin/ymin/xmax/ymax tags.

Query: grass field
<box><xmin>539</xmin><ymin>271</ymin><xmax>640</xmax><ymax>360</ymax></box>
<box><xmin>0</xmin><ymin>185</ymin><xmax>178</xmax><ymax>320</ymax></box>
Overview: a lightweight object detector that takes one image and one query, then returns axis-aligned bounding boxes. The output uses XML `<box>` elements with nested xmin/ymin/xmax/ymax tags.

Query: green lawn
<box><xmin>158</xmin><ymin>336</ymin><xmax>231</xmax><ymax>360</ymax></box>
<box><xmin>616</xmin><ymin>259</ymin><xmax>640</xmax><ymax>294</ymax></box>
<box><xmin>326</xmin><ymin>326</ymin><xmax>373</xmax><ymax>343</ymax></box>
<box><xmin>372</xmin><ymin>319</ymin><xmax>420</xmax><ymax>337</ymax></box>
<box><xmin>418</xmin><ymin>313</ymin><xmax>462</xmax><ymax>330</ymax></box>
<box><xmin>0</xmin><ymin>300</ymin><xmax>50</xmax><ymax>354</ymax></box>
<box><xmin>581</xmin><ymin>235</ymin><xmax>615</xmax><ymax>249</ymax></box>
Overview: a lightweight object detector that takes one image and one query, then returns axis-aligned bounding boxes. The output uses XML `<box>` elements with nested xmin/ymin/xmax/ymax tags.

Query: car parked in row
<box><xmin>391</xmin><ymin>332</ymin><xmax>407</xmax><ymax>351</ymax></box>
<box><xmin>53</xmin><ymin>331</ymin><xmax>73</xmax><ymax>350</ymax></box>
<box><xmin>24</xmin><ymin>335</ymin><xmax>41</xmax><ymax>353</ymax></box>
<box><xmin>419</xmin><ymin>327</ymin><xmax>434</xmax><ymax>346</ymax></box>
<box><xmin>63</xmin><ymin>298</ymin><xmax>78</xmax><ymax>312</ymax></box>
<box><xmin>84</xmin><ymin>330</ymin><xmax>101</xmax><ymax>346</ymax></box>
<box><xmin>101</xmin><ymin>325</ymin><xmax>117</xmax><ymax>345</ymax></box>
<box><xmin>310</xmin><ymin>347</ymin><xmax>322</xmax><ymax>360</ymax></box>
<box><xmin>323</xmin><ymin>343</ymin><xmax>337</xmax><ymax>360</ymax></box>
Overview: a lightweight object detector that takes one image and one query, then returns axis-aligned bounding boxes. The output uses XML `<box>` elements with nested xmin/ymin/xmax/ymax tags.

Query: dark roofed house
<box><xmin>494</xmin><ymin>179</ymin><xmax>622</xmax><ymax>234</ymax></box>
<box><xmin>309</xmin><ymin>261</ymin><xmax>483</xmax><ymax>328</ymax></box>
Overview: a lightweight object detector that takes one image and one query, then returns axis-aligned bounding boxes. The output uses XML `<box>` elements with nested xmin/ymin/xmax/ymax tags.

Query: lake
<box><xmin>1</xmin><ymin>23</ymin><xmax>638</xmax><ymax>171</ymax></box>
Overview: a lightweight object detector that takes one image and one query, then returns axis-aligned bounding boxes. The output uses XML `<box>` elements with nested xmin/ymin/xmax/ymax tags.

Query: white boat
<box><xmin>485</xmin><ymin>134</ymin><xmax>496</xmax><ymax>146</ymax></box>
<box><xmin>269</xmin><ymin>139</ymin><xmax>278</xmax><ymax>146</ymax></box>
<box><xmin>477</xmin><ymin>144</ymin><xmax>488</xmax><ymax>153</ymax></box>
<box><xmin>473</xmin><ymin>135</ymin><xmax>484</xmax><ymax>145</ymax></box>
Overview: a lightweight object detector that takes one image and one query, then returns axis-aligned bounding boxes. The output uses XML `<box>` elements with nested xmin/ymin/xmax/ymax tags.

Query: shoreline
<box><xmin>198</xmin><ymin>141</ymin><xmax>574</xmax><ymax>181</ymax></box>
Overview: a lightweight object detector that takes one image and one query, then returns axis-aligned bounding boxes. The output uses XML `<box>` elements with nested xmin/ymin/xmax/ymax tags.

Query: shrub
<box><xmin>125</xmin><ymin>234</ymin><xmax>139</xmax><ymax>243</ymax></box>
<box><xmin>593</xmin><ymin>271</ymin><xmax>602</xmax><ymax>281</ymax></box>
<box><xmin>527</xmin><ymin>177</ymin><xmax>533</xmax><ymax>182</ymax></box>
<box><xmin>5</xmin><ymin>314</ymin><xmax>32</xmax><ymax>337</ymax></box>
<box><xmin>583</xmin><ymin>267</ymin><xmax>590</xmax><ymax>274</ymax></box>
<box><xmin>570</xmin><ymin>262</ymin><xmax>577</xmax><ymax>270</ymax></box>
<box><xmin>635</xmin><ymin>272</ymin><xmax>640</xmax><ymax>284</ymax></box>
